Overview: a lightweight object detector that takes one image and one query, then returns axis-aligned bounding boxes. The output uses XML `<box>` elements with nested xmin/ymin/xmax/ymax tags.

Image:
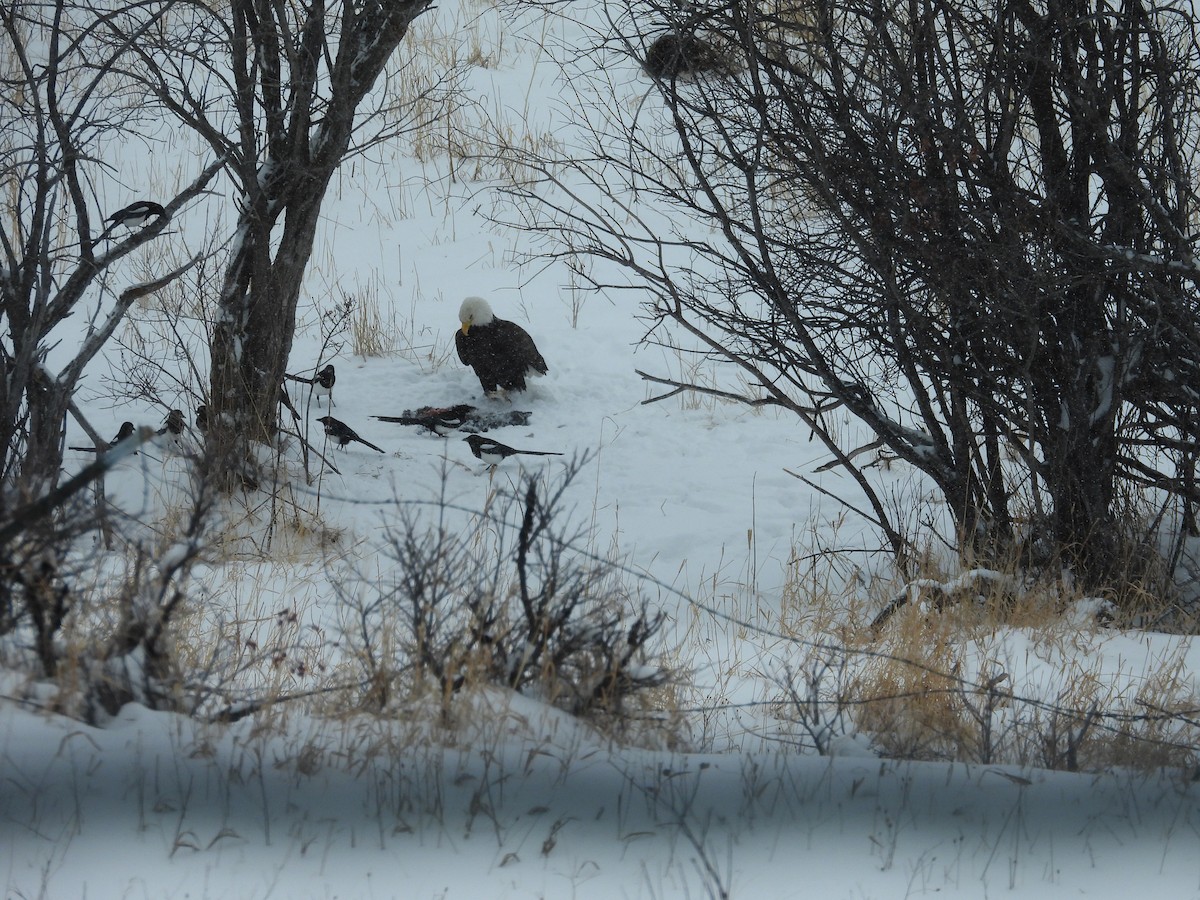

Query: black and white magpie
<box><xmin>106</xmin><ymin>201</ymin><xmax>166</xmax><ymax>229</ymax></box>
<box><xmin>311</xmin><ymin>364</ymin><xmax>336</xmax><ymax>405</ymax></box>
<box><xmin>463</xmin><ymin>434</ymin><xmax>562</xmax><ymax>467</ymax></box>
<box><xmin>155</xmin><ymin>408</ymin><xmax>188</xmax><ymax>454</ymax></box>
<box><xmin>286</xmin><ymin>364</ymin><xmax>336</xmax><ymax>407</ymax></box>
<box><xmin>317</xmin><ymin>416</ymin><xmax>385</xmax><ymax>453</ymax></box>
<box><xmin>158</xmin><ymin>409</ymin><xmax>185</xmax><ymax>436</ymax></box>
<box><xmin>374</xmin><ymin>404</ymin><xmax>475</xmax><ymax>436</ymax></box>
<box><xmin>70</xmin><ymin>421</ymin><xmax>137</xmax><ymax>453</ymax></box>
<box><xmin>373</xmin><ymin>405</ymin><xmax>536</xmax><ymax>436</ymax></box>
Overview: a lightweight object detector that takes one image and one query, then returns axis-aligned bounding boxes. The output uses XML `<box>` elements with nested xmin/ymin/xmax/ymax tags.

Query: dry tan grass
<box><xmin>869</xmin><ymin>577</ymin><xmax>1197</xmax><ymax>768</ymax></box>
<box><xmin>848</xmin><ymin>601</ymin><xmax>972</xmax><ymax>760</ymax></box>
<box><xmin>745</xmin><ymin>518</ymin><xmax>1200</xmax><ymax>771</ymax></box>
<box><xmin>392</xmin><ymin>2</ymin><xmax>564</xmax><ymax>184</ymax></box>
<box><xmin>348</xmin><ymin>275</ymin><xmax>396</xmax><ymax>358</ymax></box>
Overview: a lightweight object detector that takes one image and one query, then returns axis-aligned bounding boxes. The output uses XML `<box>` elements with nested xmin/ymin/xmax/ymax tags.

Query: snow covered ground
<box><xmin>6</xmin><ymin>688</ymin><xmax>1200</xmax><ymax>899</ymax></box>
<box><xmin>4</xmin><ymin>1</ymin><xmax>1200</xmax><ymax>897</ymax></box>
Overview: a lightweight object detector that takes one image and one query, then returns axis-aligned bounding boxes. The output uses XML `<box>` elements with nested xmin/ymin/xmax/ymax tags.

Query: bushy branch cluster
<box><xmin>343</xmin><ymin>462</ymin><xmax>668</xmax><ymax>719</ymax></box>
<box><xmin>504</xmin><ymin>0</ymin><xmax>1200</xmax><ymax>595</ymax></box>
<box><xmin>0</xmin><ymin>450</ymin><xmax>212</xmax><ymax>724</ymax></box>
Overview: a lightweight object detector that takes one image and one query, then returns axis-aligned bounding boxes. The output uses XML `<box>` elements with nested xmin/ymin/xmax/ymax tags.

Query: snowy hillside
<box><xmin>4</xmin><ymin>1</ymin><xmax>1200</xmax><ymax>897</ymax></box>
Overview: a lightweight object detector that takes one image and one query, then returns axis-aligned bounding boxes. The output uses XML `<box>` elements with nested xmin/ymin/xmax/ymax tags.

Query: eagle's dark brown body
<box><xmin>456</xmin><ymin>297</ymin><xmax>548</xmax><ymax>393</ymax></box>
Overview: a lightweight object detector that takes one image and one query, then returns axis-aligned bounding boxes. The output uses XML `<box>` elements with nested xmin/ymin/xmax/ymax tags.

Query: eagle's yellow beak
<box><xmin>460</xmin><ymin>322</ymin><xmax>470</xmax><ymax>335</ymax></box>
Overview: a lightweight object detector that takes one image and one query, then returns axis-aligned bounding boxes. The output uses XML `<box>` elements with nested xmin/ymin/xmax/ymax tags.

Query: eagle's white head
<box><xmin>459</xmin><ymin>296</ymin><xmax>496</xmax><ymax>334</ymax></box>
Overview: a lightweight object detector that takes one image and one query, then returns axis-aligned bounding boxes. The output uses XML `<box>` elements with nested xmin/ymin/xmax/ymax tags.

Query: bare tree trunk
<box><xmin>199</xmin><ymin>0</ymin><xmax>435</xmax><ymax>488</ymax></box>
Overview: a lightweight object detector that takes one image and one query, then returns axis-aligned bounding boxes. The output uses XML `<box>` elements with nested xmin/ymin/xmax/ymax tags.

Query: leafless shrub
<box><xmin>773</xmin><ymin>656</ymin><xmax>854</xmax><ymax>755</ymax></box>
<box><xmin>339</xmin><ymin>460</ymin><xmax>671</xmax><ymax>726</ymax></box>
<box><xmin>0</xmin><ymin>434</ymin><xmax>216</xmax><ymax>724</ymax></box>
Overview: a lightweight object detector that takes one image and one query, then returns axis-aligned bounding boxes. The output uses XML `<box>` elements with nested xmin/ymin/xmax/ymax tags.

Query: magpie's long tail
<box><xmin>372</xmin><ymin>415</ymin><xmax>427</xmax><ymax>425</ymax></box>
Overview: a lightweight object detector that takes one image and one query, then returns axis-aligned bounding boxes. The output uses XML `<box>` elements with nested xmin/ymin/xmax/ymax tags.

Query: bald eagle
<box><xmin>456</xmin><ymin>297</ymin><xmax>548</xmax><ymax>394</ymax></box>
